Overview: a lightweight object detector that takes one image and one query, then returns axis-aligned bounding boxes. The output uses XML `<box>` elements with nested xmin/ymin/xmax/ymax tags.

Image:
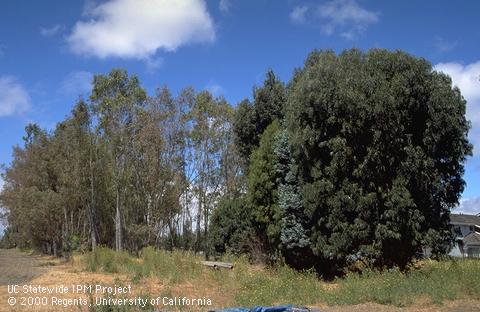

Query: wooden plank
<box><xmin>201</xmin><ymin>261</ymin><xmax>234</xmax><ymax>269</ymax></box>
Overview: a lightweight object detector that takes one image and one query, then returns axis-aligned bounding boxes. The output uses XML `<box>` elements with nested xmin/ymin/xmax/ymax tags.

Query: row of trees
<box><xmin>0</xmin><ymin>70</ymin><xmax>242</xmax><ymax>256</ymax></box>
<box><xmin>1</xmin><ymin>49</ymin><xmax>472</xmax><ymax>274</ymax></box>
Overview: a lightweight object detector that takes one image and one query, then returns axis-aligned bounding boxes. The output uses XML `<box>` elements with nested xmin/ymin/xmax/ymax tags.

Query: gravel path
<box><xmin>0</xmin><ymin>249</ymin><xmax>47</xmax><ymax>285</ymax></box>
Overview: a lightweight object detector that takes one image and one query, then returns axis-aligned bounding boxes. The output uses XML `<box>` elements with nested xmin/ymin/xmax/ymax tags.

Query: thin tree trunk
<box><xmin>195</xmin><ymin>195</ymin><xmax>202</xmax><ymax>253</ymax></box>
<box><xmin>115</xmin><ymin>188</ymin><xmax>122</xmax><ymax>251</ymax></box>
<box><xmin>89</xmin><ymin>151</ymin><xmax>97</xmax><ymax>251</ymax></box>
<box><xmin>203</xmin><ymin>189</ymin><xmax>209</xmax><ymax>260</ymax></box>
<box><xmin>53</xmin><ymin>240</ymin><xmax>58</xmax><ymax>257</ymax></box>
<box><xmin>88</xmin><ymin>203</ymin><xmax>97</xmax><ymax>251</ymax></box>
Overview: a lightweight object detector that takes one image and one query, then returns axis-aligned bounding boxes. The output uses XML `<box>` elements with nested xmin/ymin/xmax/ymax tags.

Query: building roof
<box><xmin>450</xmin><ymin>213</ymin><xmax>480</xmax><ymax>226</ymax></box>
<box><xmin>463</xmin><ymin>232</ymin><xmax>480</xmax><ymax>246</ymax></box>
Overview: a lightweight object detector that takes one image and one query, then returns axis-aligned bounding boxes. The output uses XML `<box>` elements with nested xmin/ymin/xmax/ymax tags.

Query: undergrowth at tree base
<box><xmin>83</xmin><ymin>247</ymin><xmax>480</xmax><ymax>311</ymax></box>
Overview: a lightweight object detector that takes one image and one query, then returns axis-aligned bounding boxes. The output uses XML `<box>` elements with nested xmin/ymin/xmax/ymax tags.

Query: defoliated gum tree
<box><xmin>90</xmin><ymin>69</ymin><xmax>147</xmax><ymax>252</ymax></box>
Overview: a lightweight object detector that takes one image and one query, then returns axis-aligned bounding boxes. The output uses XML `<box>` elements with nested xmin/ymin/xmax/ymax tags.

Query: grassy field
<box><xmin>80</xmin><ymin>247</ymin><xmax>480</xmax><ymax>310</ymax></box>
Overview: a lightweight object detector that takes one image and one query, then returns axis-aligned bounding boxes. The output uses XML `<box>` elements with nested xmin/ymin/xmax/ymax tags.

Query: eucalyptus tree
<box><xmin>218</xmin><ymin>101</ymin><xmax>243</xmax><ymax>198</ymax></box>
<box><xmin>51</xmin><ymin>100</ymin><xmax>98</xmax><ymax>252</ymax></box>
<box><xmin>130</xmin><ymin>86</ymin><xmax>189</xmax><ymax>251</ymax></box>
<box><xmin>189</xmin><ymin>91</ymin><xmax>235</xmax><ymax>256</ymax></box>
<box><xmin>90</xmin><ymin>69</ymin><xmax>147</xmax><ymax>251</ymax></box>
<box><xmin>1</xmin><ymin>125</ymin><xmax>63</xmax><ymax>254</ymax></box>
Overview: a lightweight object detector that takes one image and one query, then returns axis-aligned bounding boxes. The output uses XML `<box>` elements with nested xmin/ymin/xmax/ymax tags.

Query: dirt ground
<box><xmin>0</xmin><ymin>249</ymin><xmax>47</xmax><ymax>286</ymax></box>
<box><xmin>0</xmin><ymin>249</ymin><xmax>168</xmax><ymax>312</ymax></box>
<box><xmin>0</xmin><ymin>249</ymin><xmax>478</xmax><ymax>312</ymax></box>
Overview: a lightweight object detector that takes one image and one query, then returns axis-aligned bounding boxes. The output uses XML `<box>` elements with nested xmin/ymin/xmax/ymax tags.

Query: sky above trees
<box><xmin>0</xmin><ymin>0</ymin><xmax>479</xmax><ymax>216</ymax></box>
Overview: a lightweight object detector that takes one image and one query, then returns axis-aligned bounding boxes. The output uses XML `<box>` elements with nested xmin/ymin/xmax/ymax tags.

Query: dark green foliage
<box><xmin>233</xmin><ymin>99</ymin><xmax>256</xmax><ymax>164</ymax></box>
<box><xmin>253</xmin><ymin>70</ymin><xmax>286</xmax><ymax>137</ymax></box>
<box><xmin>209</xmin><ymin>197</ymin><xmax>253</xmax><ymax>255</ymax></box>
<box><xmin>284</xmin><ymin>49</ymin><xmax>472</xmax><ymax>271</ymax></box>
<box><xmin>247</xmin><ymin>120</ymin><xmax>283</xmax><ymax>255</ymax></box>
<box><xmin>274</xmin><ymin>129</ymin><xmax>312</xmax><ymax>267</ymax></box>
<box><xmin>233</xmin><ymin>70</ymin><xmax>286</xmax><ymax>165</ymax></box>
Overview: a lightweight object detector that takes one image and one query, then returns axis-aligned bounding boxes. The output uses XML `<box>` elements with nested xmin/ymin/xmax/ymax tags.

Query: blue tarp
<box><xmin>215</xmin><ymin>305</ymin><xmax>311</xmax><ymax>312</ymax></box>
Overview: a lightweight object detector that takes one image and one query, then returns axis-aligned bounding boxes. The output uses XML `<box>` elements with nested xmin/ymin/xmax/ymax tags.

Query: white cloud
<box><xmin>434</xmin><ymin>61</ymin><xmax>480</xmax><ymax>155</ymax></box>
<box><xmin>456</xmin><ymin>197</ymin><xmax>480</xmax><ymax>215</ymax></box>
<box><xmin>290</xmin><ymin>0</ymin><xmax>378</xmax><ymax>39</ymax></box>
<box><xmin>432</xmin><ymin>36</ymin><xmax>457</xmax><ymax>53</ymax></box>
<box><xmin>219</xmin><ymin>0</ymin><xmax>230</xmax><ymax>13</ymax></box>
<box><xmin>40</xmin><ymin>24</ymin><xmax>65</xmax><ymax>37</ymax></box>
<box><xmin>81</xmin><ymin>0</ymin><xmax>97</xmax><ymax>16</ymax></box>
<box><xmin>434</xmin><ymin>62</ymin><xmax>480</xmax><ymax>105</ymax></box>
<box><xmin>317</xmin><ymin>0</ymin><xmax>379</xmax><ymax>38</ymax></box>
<box><xmin>67</xmin><ymin>0</ymin><xmax>215</xmax><ymax>59</ymax></box>
<box><xmin>0</xmin><ymin>76</ymin><xmax>30</xmax><ymax>117</ymax></box>
<box><xmin>290</xmin><ymin>5</ymin><xmax>309</xmax><ymax>24</ymax></box>
<box><xmin>60</xmin><ymin>71</ymin><xmax>93</xmax><ymax>96</ymax></box>
<box><xmin>145</xmin><ymin>57</ymin><xmax>164</xmax><ymax>73</ymax></box>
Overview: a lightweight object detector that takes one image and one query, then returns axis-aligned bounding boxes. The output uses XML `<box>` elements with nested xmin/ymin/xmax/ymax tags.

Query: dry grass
<box><xmin>77</xmin><ymin>248</ymin><xmax>480</xmax><ymax>310</ymax></box>
<box><xmin>1</xmin><ymin>248</ymin><xmax>479</xmax><ymax>312</ymax></box>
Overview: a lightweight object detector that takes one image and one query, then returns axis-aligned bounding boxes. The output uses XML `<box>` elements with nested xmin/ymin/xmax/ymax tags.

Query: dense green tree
<box><xmin>247</xmin><ymin>120</ymin><xmax>282</xmax><ymax>257</ymax></box>
<box><xmin>253</xmin><ymin>70</ymin><xmax>286</xmax><ymax>134</ymax></box>
<box><xmin>274</xmin><ymin>128</ymin><xmax>312</xmax><ymax>267</ymax></box>
<box><xmin>233</xmin><ymin>99</ymin><xmax>256</xmax><ymax>165</ymax></box>
<box><xmin>234</xmin><ymin>70</ymin><xmax>286</xmax><ymax>165</ymax></box>
<box><xmin>209</xmin><ymin>197</ymin><xmax>252</xmax><ymax>255</ymax></box>
<box><xmin>284</xmin><ymin>49</ymin><xmax>472</xmax><ymax>271</ymax></box>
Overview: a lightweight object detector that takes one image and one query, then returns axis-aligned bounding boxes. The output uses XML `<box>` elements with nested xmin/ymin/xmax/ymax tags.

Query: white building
<box><xmin>449</xmin><ymin>213</ymin><xmax>480</xmax><ymax>258</ymax></box>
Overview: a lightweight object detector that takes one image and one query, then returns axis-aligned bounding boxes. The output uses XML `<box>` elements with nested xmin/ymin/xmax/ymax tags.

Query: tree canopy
<box><xmin>0</xmin><ymin>49</ymin><xmax>472</xmax><ymax>274</ymax></box>
<box><xmin>282</xmin><ymin>49</ymin><xmax>472</xmax><ymax>271</ymax></box>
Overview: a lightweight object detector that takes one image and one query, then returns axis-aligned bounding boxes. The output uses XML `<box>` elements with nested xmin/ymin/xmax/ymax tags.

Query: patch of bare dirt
<box><xmin>0</xmin><ymin>249</ymin><xmax>50</xmax><ymax>286</ymax></box>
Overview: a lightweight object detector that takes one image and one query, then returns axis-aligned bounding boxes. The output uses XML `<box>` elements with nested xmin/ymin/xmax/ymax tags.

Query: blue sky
<box><xmin>1</xmin><ymin>0</ymin><xmax>480</xmax><ymax>219</ymax></box>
